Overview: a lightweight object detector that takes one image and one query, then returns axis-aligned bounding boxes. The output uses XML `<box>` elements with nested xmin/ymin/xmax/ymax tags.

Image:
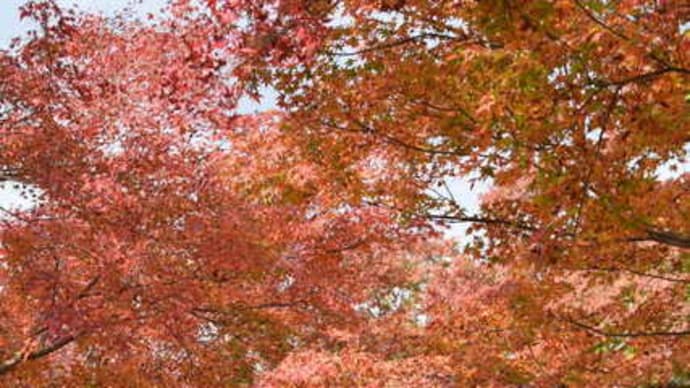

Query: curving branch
<box><xmin>583</xmin><ymin>266</ymin><xmax>690</xmax><ymax>284</ymax></box>
<box><xmin>321</xmin><ymin>118</ymin><xmax>468</xmax><ymax>157</ymax></box>
<box><xmin>0</xmin><ymin>334</ymin><xmax>79</xmax><ymax>376</ymax></box>
<box><xmin>324</xmin><ymin>32</ymin><xmax>496</xmax><ymax>57</ymax></box>
<box><xmin>426</xmin><ymin>213</ymin><xmax>536</xmax><ymax>232</ymax></box>
<box><xmin>559</xmin><ymin>315</ymin><xmax>690</xmax><ymax>338</ymax></box>
<box><xmin>641</xmin><ymin>227</ymin><xmax>690</xmax><ymax>249</ymax></box>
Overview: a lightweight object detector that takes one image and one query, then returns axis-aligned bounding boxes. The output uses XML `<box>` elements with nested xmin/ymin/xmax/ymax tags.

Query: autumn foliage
<box><xmin>0</xmin><ymin>0</ymin><xmax>689</xmax><ymax>386</ymax></box>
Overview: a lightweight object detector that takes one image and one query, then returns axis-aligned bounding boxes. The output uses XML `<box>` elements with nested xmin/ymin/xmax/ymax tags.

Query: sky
<box><xmin>0</xmin><ymin>0</ymin><xmax>168</xmax><ymax>47</ymax></box>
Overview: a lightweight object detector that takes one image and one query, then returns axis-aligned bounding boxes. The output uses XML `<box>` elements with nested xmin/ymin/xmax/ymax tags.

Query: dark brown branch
<box><xmin>192</xmin><ymin>300</ymin><xmax>310</xmax><ymax>317</ymax></box>
<box><xmin>572</xmin><ymin>87</ymin><xmax>620</xmax><ymax>236</ymax></box>
<box><xmin>642</xmin><ymin>227</ymin><xmax>690</xmax><ymax>249</ymax></box>
<box><xmin>427</xmin><ymin>213</ymin><xmax>536</xmax><ymax>231</ymax></box>
<box><xmin>352</xmin><ymin>116</ymin><xmax>470</xmax><ymax>156</ymax></box>
<box><xmin>27</xmin><ymin>335</ymin><xmax>77</xmax><ymax>360</ymax></box>
<box><xmin>0</xmin><ymin>271</ymin><xmax>104</xmax><ymax>376</ymax></box>
<box><xmin>559</xmin><ymin>315</ymin><xmax>690</xmax><ymax>338</ymax></box>
<box><xmin>598</xmin><ymin>67</ymin><xmax>690</xmax><ymax>87</ymax></box>
<box><xmin>574</xmin><ymin>0</ymin><xmax>690</xmax><ymax>73</ymax></box>
<box><xmin>0</xmin><ymin>334</ymin><xmax>78</xmax><ymax>376</ymax></box>
<box><xmin>322</xmin><ymin>119</ymin><xmax>467</xmax><ymax>157</ymax></box>
<box><xmin>326</xmin><ymin>32</ymin><xmax>471</xmax><ymax>57</ymax></box>
<box><xmin>583</xmin><ymin>266</ymin><xmax>690</xmax><ymax>284</ymax></box>
<box><xmin>323</xmin><ymin>238</ymin><xmax>366</xmax><ymax>254</ymax></box>
<box><xmin>77</xmin><ymin>276</ymin><xmax>101</xmax><ymax>298</ymax></box>
<box><xmin>410</xmin><ymin>99</ymin><xmax>477</xmax><ymax>124</ymax></box>
<box><xmin>573</xmin><ymin>0</ymin><xmax>629</xmax><ymax>41</ymax></box>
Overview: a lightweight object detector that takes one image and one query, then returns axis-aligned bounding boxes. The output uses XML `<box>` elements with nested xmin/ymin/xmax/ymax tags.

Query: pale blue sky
<box><xmin>0</xmin><ymin>0</ymin><xmax>170</xmax><ymax>47</ymax></box>
<box><xmin>0</xmin><ymin>0</ymin><xmax>32</xmax><ymax>47</ymax></box>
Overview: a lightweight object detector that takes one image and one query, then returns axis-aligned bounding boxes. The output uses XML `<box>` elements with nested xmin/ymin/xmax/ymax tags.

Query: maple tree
<box><xmin>0</xmin><ymin>2</ymin><xmax>416</xmax><ymax>384</ymax></box>
<box><xmin>1</xmin><ymin>0</ymin><xmax>690</xmax><ymax>386</ymax></box>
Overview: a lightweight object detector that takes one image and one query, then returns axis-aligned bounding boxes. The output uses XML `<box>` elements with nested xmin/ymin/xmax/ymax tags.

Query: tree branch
<box><xmin>641</xmin><ymin>227</ymin><xmax>690</xmax><ymax>249</ymax></box>
<box><xmin>325</xmin><ymin>32</ymin><xmax>483</xmax><ymax>57</ymax></box>
<box><xmin>0</xmin><ymin>334</ymin><xmax>79</xmax><ymax>376</ymax></box>
<box><xmin>573</xmin><ymin>0</ymin><xmax>629</xmax><ymax>41</ymax></box>
<box><xmin>582</xmin><ymin>266</ymin><xmax>690</xmax><ymax>284</ymax></box>
<box><xmin>322</xmin><ymin>118</ymin><xmax>467</xmax><ymax>157</ymax></box>
<box><xmin>559</xmin><ymin>315</ymin><xmax>690</xmax><ymax>338</ymax></box>
<box><xmin>426</xmin><ymin>213</ymin><xmax>536</xmax><ymax>232</ymax></box>
<box><xmin>192</xmin><ymin>300</ymin><xmax>310</xmax><ymax>317</ymax></box>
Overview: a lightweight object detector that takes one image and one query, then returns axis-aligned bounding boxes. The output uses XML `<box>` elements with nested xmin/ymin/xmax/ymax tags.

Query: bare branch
<box><xmin>0</xmin><ymin>334</ymin><xmax>79</xmax><ymax>376</ymax></box>
<box><xmin>559</xmin><ymin>315</ymin><xmax>690</xmax><ymax>338</ymax></box>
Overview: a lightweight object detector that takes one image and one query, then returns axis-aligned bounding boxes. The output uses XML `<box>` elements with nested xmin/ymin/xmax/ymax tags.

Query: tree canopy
<box><xmin>0</xmin><ymin>0</ymin><xmax>689</xmax><ymax>386</ymax></box>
